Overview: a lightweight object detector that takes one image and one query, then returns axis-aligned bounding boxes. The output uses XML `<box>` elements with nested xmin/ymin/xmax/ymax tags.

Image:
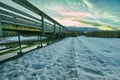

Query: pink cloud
<box><xmin>52</xmin><ymin>17</ymin><xmax>88</xmax><ymax>27</ymax></box>
<box><xmin>48</xmin><ymin>6</ymin><xmax>99</xmax><ymax>27</ymax></box>
<box><xmin>59</xmin><ymin>11</ymin><xmax>97</xmax><ymax>19</ymax></box>
<box><xmin>49</xmin><ymin>6</ymin><xmax>97</xmax><ymax>19</ymax></box>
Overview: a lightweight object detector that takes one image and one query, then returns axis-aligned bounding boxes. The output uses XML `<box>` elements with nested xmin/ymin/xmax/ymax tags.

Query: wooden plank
<box><xmin>0</xmin><ymin>14</ymin><xmax>41</xmax><ymax>28</ymax></box>
<box><xmin>0</xmin><ymin>9</ymin><xmax>41</xmax><ymax>24</ymax></box>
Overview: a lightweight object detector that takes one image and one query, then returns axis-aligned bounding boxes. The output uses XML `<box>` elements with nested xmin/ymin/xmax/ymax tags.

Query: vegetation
<box><xmin>85</xmin><ymin>30</ymin><xmax>120</xmax><ymax>38</ymax></box>
<box><xmin>67</xmin><ymin>31</ymin><xmax>79</xmax><ymax>37</ymax></box>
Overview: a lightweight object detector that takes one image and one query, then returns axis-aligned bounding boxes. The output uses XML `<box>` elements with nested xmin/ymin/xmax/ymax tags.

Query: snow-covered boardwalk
<box><xmin>0</xmin><ymin>36</ymin><xmax>120</xmax><ymax>80</ymax></box>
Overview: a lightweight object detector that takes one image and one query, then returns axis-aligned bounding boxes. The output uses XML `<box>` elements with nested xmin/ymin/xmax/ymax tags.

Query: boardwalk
<box><xmin>0</xmin><ymin>0</ymin><xmax>67</xmax><ymax>61</ymax></box>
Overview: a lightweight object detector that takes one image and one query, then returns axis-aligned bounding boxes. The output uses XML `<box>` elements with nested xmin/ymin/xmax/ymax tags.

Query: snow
<box><xmin>0</xmin><ymin>43</ymin><xmax>47</xmax><ymax>61</ymax></box>
<box><xmin>0</xmin><ymin>36</ymin><xmax>47</xmax><ymax>44</ymax></box>
<box><xmin>0</xmin><ymin>36</ymin><xmax>120</xmax><ymax>80</ymax></box>
<box><xmin>0</xmin><ymin>52</ymin><xmax>18</xmax><ymax>61</ymax></box>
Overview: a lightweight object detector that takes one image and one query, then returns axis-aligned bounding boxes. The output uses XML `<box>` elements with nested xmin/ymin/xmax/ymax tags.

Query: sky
<box><xmin>28</xmin><ymin>0</ymin><xmax>120</xmax><ymax>30</ymax></box>
<box><xmin>0</xmin><ymin>0</ymin><xmax>120</xmax><ymax>30</ymax></box>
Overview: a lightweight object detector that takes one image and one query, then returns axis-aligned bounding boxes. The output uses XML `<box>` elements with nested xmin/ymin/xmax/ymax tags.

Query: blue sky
<box><xmin>0</xmin><ymin>0</ymin><xmax>120</xmax><ymax>30</ymax></box>
<box><xmin>28</xmin><ymin>0</ymin><xmax>120</xmax><ymax>30</ymax></box>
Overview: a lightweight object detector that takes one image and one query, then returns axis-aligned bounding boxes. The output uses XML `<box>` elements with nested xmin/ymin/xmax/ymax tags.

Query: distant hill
<box><xmin>67</xmin><ymin>26</ymin><xmax>100</xmax><ymax>32</ymax></box>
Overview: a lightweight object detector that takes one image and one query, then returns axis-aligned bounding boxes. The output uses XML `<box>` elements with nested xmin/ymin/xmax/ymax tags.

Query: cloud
<box><xmin>52</xmin><ymin>17</ymin><xmax>86</xmax><ymax>27</ymax></box>
<box><xmin>47</xmin><ymin>5</ymin><xmax>100</xmax><ymax>27</ymax></box>
<box><xmin>48</xmin><ymin>5</ymin><xmax>97</xmax><ymax>19</ymax></box>
<box><xmin>98</xmin><ymin>25</ymin><xmax>119</xmax><ymax>30</ymax></box>
<box><xmin>76</xmin><ymin>20</ymin><xmax>101</xmax><ymax>26</ymax></box>
<box><xmin>59</xmin><ymin>11</ymin><xmax>97</xmax><ymax>19</ymax></box>
<box><xmin>27</xmin><ymin>0</ymin><xmax>120</xmax><ymax>30</ymax></box>
<box><xmin>76</xmin><ymin>19</ymin><xmax>119</xmax><ymax>30</ymax></box>
<box><xmin>83</xmin><ymin>0</ymin><xmax>101</xmax><ymax>23</ymax></box>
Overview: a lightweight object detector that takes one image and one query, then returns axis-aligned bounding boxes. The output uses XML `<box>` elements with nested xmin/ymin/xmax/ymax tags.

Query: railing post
<box><xmin>59</xmin><ymin>26</ymin><xmax>61</xmax><ymax>38</ymax></box>
<box><xmin>17</xmin><ymin>32</ymin><xmax>22</xmax><ymax>55</ymax></box>
<box><xmin>40</xmin><ymin>32</ymin><xmax>43</xmax><ymax>47</ymax></box>
<box><xmin>63</xmin><ymin>28</ymin><xmax>65</xmax><ymax>38</ymax></box>
<box><xmin>0</xmin><ymin>18</ymin><xmax>3</xmax><ymax>37</ymax></box>
<box><xmin>41</xmin><ymin>13</ymin><xmax>45</xmax><ymax>36</ymax></box>
<box><xmin>40</xmin><ymin>13</ymin><xmax>45</xmax><ymax>47</ymax></box>
<box><xmin>61</xmin><ymin>27</ymin><xmax>63</xmax><ymax>38</ymax></box>
<box><xmin>37</xmin><ymin>32</ymin><xmax>40</xmax><ymax>46</ymax></box>
<box><xmin>63</xmin><ymin>28</ymin><xmax>65</xmax><ymax>37</ymax></box>
<box><xmin>53</xmin><ymin>22</ymin><xmax>56</xmax><ymax>40</ymax></box>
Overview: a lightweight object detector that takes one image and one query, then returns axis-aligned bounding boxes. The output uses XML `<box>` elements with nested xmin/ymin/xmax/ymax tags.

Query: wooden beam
<box><xmin>0</xmin><ymin>14</ymin><xmax>41</xmax><ymax>28</ymax></box>
<box><xmin>0</xmin><ymin>2</ymin><xmax>41</xmax><ymax>22</ymax></box>
<box><xmin>0</xmin><ymin>9</ymin><xmax>41</xmax><ymax>25</ymax></box>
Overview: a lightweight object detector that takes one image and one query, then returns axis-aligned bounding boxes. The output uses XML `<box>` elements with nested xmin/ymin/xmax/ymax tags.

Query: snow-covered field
<box><xmin>0</xmin><ymin>36</ymin><xmax>120</xmax><ymax>80</ymax></box>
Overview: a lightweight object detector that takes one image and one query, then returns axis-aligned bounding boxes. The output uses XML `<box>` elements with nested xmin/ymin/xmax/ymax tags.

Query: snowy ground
<box><xmin>0</xmin><ymin>36</ymin><xmax>120</xmax><ymax>80</ymax></box>
<box><xmin>0</xmin><ymin>43</ymin><xmax>47</xmax><ymax>61</ymax></box>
